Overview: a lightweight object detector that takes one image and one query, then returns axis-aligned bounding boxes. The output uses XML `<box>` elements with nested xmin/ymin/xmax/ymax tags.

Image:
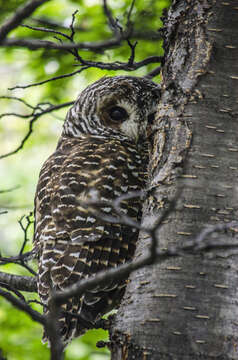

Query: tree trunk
<box><xmin>109</xmin><ymin>1</ymin><xmax>238</xmax><ymax>359</ymax></box>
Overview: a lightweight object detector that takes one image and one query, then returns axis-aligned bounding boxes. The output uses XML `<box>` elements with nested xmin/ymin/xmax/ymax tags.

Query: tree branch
<box><xmin>0</xmin><ymin>272</ymin><xmax>36</xmax><ymax>292</ymax></box>
<box><xmin>0</xmin><ymin>101</ymin><xmax>73</xmax><ymax>159</ymax></box>
<box><xmin>1</xmin><ymin>37</ymin><xmax>122</xmax><ymax>51</ymax></box>
<box><xmin>0</xmin><ymin>0</ymin><xmax>50</xmax><ymax>42</ymax></box>
<box><xmin>8</xmin><ymin>57</ymin><xmax>162</xmax><ymax>90</ymax></box>
<box><xmin>0</xmin><ymin>288</ymin><xmax>44</xmax><ymax>324</ymax></box>
<box><xmin>9</xmin><ymin>67</ymin><xmax>89</xmax><ymax>90</ymax></box>
<box><xmin>103</xmin><ymin>0</ymin><xmax>121</xmax><ymax>38</ymax></box>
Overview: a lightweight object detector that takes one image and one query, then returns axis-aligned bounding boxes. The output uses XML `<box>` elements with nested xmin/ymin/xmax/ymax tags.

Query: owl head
<box><xmin>63</xmin><ymin>76</ymin><xmax>160</xmax><ymax>142</ymax></box>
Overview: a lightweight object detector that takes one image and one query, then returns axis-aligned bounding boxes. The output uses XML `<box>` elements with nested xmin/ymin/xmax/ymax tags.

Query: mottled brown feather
<box><xmin>33</xmin><ymin>76</ymin><xmax>160</xmax><ymax>344</ymax></box>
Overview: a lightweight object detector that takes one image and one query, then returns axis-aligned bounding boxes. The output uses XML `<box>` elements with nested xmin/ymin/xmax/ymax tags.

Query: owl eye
<box><xmin>148</xmin><ymin>112</ymin><xmax>156</xmax><ymax>125</ymax></box>
<box><xmin>109</xmin><ymin>106</ymin><xmax>128</xmax><ymax>122</ymax></box>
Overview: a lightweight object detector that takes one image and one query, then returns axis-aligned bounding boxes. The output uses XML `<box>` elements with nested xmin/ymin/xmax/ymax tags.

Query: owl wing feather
<box><xmin>34</xmin><ymin>135</ymin><xmax>145</xmax><ymax>342</ymax></box>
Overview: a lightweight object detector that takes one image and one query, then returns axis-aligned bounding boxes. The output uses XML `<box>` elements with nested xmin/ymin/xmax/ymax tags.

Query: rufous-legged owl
<box><xmin>33</xmin><ymin>76</ymin><xmax>160</xmax><ymax>344</ymax></box>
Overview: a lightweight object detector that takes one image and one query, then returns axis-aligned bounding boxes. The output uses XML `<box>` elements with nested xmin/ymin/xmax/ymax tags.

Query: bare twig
<box><xmin>30</xmin><ymin>16</ymin><xmax>86</xmax><ymax>32</ymax></box>
<box><xmin>21</xmin><ymin>10</ymin><xmax>80</xmax><ymax>61</ymax></box>
<box><xmin>9</xmin><ymin>67</ymin><xmax>89</xmax><ymax>90</ymax></box>
<box><xmin>30</xmin><ymin>17</ymin><xmax>161</xmax><ymax>40</ymax></box>
<box><xmin>0</xmin><ymin>0</ymin><xmax>50</xmax><ymax>42</ymax></box>
<box><xmin>21</xmin><ymin>24</ymin><xmax>73</xmax><ymax>41</ymax></box>
<box><xmin>103</xmin><ymin>0</ymin><xmax>121</xmax><ymax>37</ymax></box>
<box><xmin>193</xmin><ymin>221</ymin><xmax>238</xmax><ymax>251</ymax></box>
<box><xmin>127</xmin><ymin>0</ymin><xmax>136</xmax><ymax>26</ymax></box>
<box><xmin>0</xmin><ymin>282</ymin><xmax>26</xmax><ymax>301</ymax></box>
<box><xmin>1</xmin><ymin>37</ymin><xmax>123</xmax><ymax>51</ymax></box>
<box><xmin>0</xmin><ymin>249</ymin><xmax>35</xmax><ymax>275</ymax></box>
<box><xmin>13</xmin><ymin>214</ymin><xmax>37</xmax><ymax>275</ymax></box>
<box><xmin>0</xmin><ymin>186</ymin><xmax>20</xmax><ymax>194</ymax></box>
<box><xmin>0</xmin><ymin>96</ymin><xmax>35</xmax><ymax>109</ymax></box>
<box><xmin>0</xmin><ymin>288</ymin><xmax>45</xmax><ymax>324</ymax></box>
<box><xmin>127</xmin><ymin>40</ymin><xmax>137</xmax><ymax>67</ymax></box>
<box><xmin>144</xmin><ymin>66</ymin><xmax>161</xmax><ymax>79</ymax></box>
<box><xmin>0</xmin><ymin>101</ymin><xmax>73</xmax><ymax>159</ymax></box>
<box><xmin>75</xmin><ymin>55</ymin><xmax>162</xmax><ymax>71</ymax></box>
<box><xmin>0</xmin><ymin>112</ymin><xmax>32</xmax><ymax>119</ymax></box>
<box><xmin>18</xmin><ymin>214</ymin><xmax>33</xmax><ymax>256</ymax></box>
<box><xmin>69</xmin><ymin>10</ymin><xmax>78</xmax><ymax>40</ymax></box>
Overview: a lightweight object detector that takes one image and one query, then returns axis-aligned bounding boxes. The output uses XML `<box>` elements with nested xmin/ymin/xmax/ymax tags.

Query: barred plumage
<box><xmin>33</xmin><ymin>76</ymin><xmax>160</xmax><ymax>344</ymax></box>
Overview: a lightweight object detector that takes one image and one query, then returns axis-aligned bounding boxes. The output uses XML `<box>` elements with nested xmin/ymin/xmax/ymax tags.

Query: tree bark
<box><xmin>110</xmin><ymin>1</ymin><xmax>238</xmax><ymax>359</ymax></box>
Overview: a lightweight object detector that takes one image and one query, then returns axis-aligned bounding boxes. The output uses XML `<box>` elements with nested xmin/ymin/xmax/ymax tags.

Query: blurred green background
<box><xmin>0</xmin><ymin>0</ymin><xmax>169</xmax><ymax>359</ymax></box>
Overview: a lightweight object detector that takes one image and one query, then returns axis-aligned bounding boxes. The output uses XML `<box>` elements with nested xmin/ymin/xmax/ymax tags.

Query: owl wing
<box><xmin>34</xmin><ymin>136</ymin><xmax>144</xmax><ymax>341</ymax></box>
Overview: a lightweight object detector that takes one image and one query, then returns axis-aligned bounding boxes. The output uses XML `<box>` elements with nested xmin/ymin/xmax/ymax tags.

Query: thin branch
<box><xmin>127</xmin><ymin>40</ymin><xmax>137</xmax><ymax>67</ymax></box>
<box><xmin>193</xmin><ymin>221</ymin><xmax>238</xmax><ymax>251</ymax></box>
<box><xmin>72</xmin><ymin>56</ymin><xmax>162</xmax><ymax>72</ymax></box>
<box><xmin>18</xmin><ymin>214</ymin><xmax>33</xmax><ymax>256</ymax></box>
<box><xmin>0</xmin><ymin>251</ymin><xmax>32</xmax><ymax>264</ymax></box>
<box><xmin>144</xmin><ymin>66</ymin><xmax>161</xmax><ymax>79</ymax></box>
<box><xmin>69</xmin><ymin>10</ymin><xmax>78</xmax><ymax>40</ymax></box>
<box><xmin>30</xmin><ymin>16</ymin><xmax>86</xmax><ymax>32</ymax></box>
<box><xmin>0</xmin><ymin>0</ymin><xmax>50</xmax><ymax>42</ymax></box>
<box><xmin>0</xmin><ymin>282</ymin><xmax>26</xmax><ymax>301</ymax></box>
<box><xmin>0</xmin><ymin>101</ymin><xmax>73</xmax><ymax>159</ymax></box>
<box><xmin>12</xmin><ymin>214</ymin><xmax>37</xmax><ymax>275</ymax></box>
<box><xmin>127</xmin><ymin>0</ymin><xmax>136</xmax><ymax>26</ymax></box>
<box><xmin>22</xmin><ymin>11</ymin><xmax>81</xmax><ymax>64</ymax></box>
<box><xmin>0</xmin><ymin>186</ymin><xmax>20</xmax><ymax>194</ymax></box>
<box><xmin>21</xmin><ymin>24</ymin><xmax>72</xmax><ymax>41</ymax></box>
<box><xmin>22</xmin><ymin>11</ymin><xmax>81</xmax><ymax>63</ymax></box>
<box><xmin>1</xmin><ymin>37</ymin><xmax>123</xmax><ymax>51</ymax></box>
<box><xmin>0</xmin><ymin>112</ymin><xmax>32</xmax><ymax>119</ymax></box>
<box><xmin>0</xmin><ymin>96</ymin><xmax>35</xmax><ymax>109</ymax></box>
<box><xmin>103</xmin><ymin>0</ymin><xmax>121</xmax><ymax>37</ymax></box>
<box><xmin>0</xmin><ymin>287</ymin><xmax>45</xmax><ymax>324</ymax></box>
<box><xmin>30</xmin><ymin>17</ymin><xmax>162</xmax><ymax>40</ymax></box>
<box><xmin>9</xmin><ymin>67</ymin><xmax>89</xmax><ymax>90</ymax></box>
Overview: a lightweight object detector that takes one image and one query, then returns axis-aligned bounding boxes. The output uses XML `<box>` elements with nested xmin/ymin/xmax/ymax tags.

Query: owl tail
<box><xmin>42</xmin><ymin>296</ymin><xmax>92</xmax><ymax>346</ymax></box>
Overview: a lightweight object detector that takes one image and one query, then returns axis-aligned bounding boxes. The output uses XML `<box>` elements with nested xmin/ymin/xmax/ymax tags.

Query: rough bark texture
<box><xmin>110</xmin><ymin>1</ymin><xmax>238</xmax><ymax>359</ymax></box>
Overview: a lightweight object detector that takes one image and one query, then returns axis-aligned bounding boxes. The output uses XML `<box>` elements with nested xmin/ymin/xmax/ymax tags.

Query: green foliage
<box><xmin>0</xmin><ymin>298</ymin><xmax>109</xmax><ymax>360</ymax></box>
<box><xmin>0</xmin><ymin>0</ymin><xmax>170</xmax><ymax>359</ymax></box>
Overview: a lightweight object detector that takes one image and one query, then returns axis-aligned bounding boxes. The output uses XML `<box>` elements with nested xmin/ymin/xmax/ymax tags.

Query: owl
<box><xmin>33</xmin><ymin>75</ymin><xmax>160</xmax><ymax>344</ymax></box>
